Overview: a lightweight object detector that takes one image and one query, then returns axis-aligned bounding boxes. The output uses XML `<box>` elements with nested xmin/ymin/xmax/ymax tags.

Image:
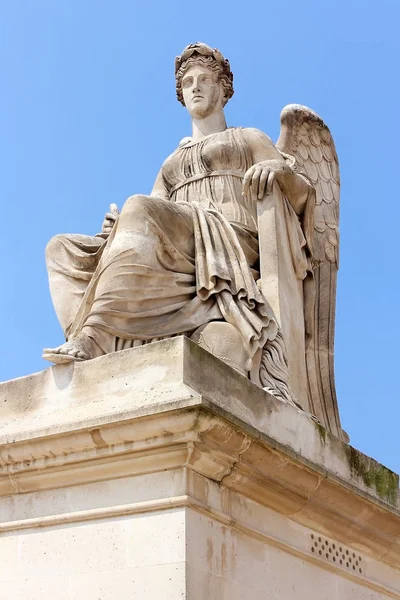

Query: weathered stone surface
<box><xmin>0</xmin><ymin>339</ymin><xmax>399</xmax><ymax>598</ymax></box>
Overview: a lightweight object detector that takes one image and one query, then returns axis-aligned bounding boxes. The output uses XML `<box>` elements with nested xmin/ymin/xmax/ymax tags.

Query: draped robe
<box><xmin>46</xmin><ymin>127</ymin><xmax>310</xmax><ymax>360</ymax></box>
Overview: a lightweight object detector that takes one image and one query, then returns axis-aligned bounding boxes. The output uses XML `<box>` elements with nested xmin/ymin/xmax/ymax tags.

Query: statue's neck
<box><xmin>191</xmin><ymin>110</ymin><xmax>227</xmax><ymax>142</ymax></box>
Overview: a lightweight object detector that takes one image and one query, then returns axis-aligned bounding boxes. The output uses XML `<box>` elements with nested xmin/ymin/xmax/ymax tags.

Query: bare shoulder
<box><xmin>241</xmin><ymin>127</ymin><xmax>275</xmax><ymax>148</ymax></box>
<box><xmin>241</xmin><ymin>127</ymin><xmax>281</xmax><ymax>162</ymax></box>
<box><xmin>178</xmin><ymin>136</ymin><xmax>192</xmax><ymax>147</ymax></box>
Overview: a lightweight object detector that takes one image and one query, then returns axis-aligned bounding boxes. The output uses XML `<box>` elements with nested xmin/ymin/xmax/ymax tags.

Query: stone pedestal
<box><xmin>0</xmin><ymin>337</ymin><xmax>399</xmax><ymax>599</ymax></box>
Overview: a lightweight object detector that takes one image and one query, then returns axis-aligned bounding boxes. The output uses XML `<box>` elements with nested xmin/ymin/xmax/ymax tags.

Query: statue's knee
<box><xmin>120</xmin><ymin>194</ymin><xmax>153</xmax><ymax>221</ymax></box>
<box><xmin>45</xmin><ymin>234</ymin><xmax>65</xmax><ymax>261</ymax></box>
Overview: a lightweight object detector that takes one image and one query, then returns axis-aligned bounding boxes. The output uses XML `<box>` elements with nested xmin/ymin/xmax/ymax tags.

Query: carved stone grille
<box><xmin>310</xmin><ymin>534</ymin><xmax>363</xmax><ymax>574</ymax></box>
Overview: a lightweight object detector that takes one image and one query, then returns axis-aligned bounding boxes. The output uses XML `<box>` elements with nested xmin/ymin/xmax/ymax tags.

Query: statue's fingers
<box><xmin>102</xmin><ymin>221</ymin><xmax>112</xmax><ymax>232</ymax></box>
<box><xmin>102</xmin><ymin>219</ymin><xmax>116</xmax><ymax>231</ymax></box>
<box><xmin>242</xmin><ymin>166</ymin><xmax>255</xmax><ymax>196</ymax></box>
<box><xmin>266</xmin><ymin>171</ymin><xmax>276</xmax><ymax>195</ymax></box>
<box><xmin>105</xmin><ymin>212</ymin><xmax>117</xmax><ymax>222</ymax></box>
<box><xmin>258</xmin><ymin>169</ymin><xmax>269</xmax><ymax>199</ymax></box>
<box><xmin>251</xmin><ymin>166</ymin><xmax>262</xmax><ymax>199</ymax></box>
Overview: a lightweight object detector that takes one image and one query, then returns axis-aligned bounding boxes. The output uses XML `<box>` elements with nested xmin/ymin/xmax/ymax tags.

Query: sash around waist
<box><xmin>169</xmin><ymin>170</ymin><xmax>244</xmax><ymax>195</ymax></box>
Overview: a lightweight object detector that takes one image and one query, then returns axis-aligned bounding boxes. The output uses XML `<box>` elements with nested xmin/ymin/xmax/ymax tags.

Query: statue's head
<box><xmin>175</xmin><ymin>43</ymin><xmax>234</xmax><ymax>118</ymax></box>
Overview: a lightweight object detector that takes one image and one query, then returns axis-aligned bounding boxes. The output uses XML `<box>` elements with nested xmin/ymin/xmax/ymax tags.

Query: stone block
<box><xmin>0</xmin><ymin>339</ymin><xmax>399</xmax><ymax>598</ymax></box>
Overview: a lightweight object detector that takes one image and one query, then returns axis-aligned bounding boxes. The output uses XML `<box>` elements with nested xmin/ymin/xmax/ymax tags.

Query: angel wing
<box><xmin>276</xmin><ymin>104</ymin><xmax>343</xmax><ymax>439</ymax></box>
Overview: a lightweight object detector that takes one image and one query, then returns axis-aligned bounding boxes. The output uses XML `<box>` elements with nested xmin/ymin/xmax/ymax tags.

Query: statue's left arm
<box><xmin>242</xmin><ymin>128</ymin><xmax>312</xmax><ymax>215</ymax></box>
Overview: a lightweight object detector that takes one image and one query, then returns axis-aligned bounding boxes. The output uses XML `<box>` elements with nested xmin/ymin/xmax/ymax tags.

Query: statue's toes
<box><xmin>43</xmin><ymin>347</ymin><xmax>59</xmax><ymax>354</ymax></box>
<box><xmin>54</xmin><ymin>346</ymin><xmax>71</xmax><ymax>356</ymax></box>
<box><xmin>61</xmin><ymin>347</ymin><xmax>87</xmax><ymax>359</ymax></box>
<box><xmin>65</xmin><ymin>348</ymin><xmax>77</xmax><ymax>356</ymax></box>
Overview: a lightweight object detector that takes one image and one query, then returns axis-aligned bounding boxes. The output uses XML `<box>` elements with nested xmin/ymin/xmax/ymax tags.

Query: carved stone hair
<box><xmin>175</xmin><ymin>43</ymin><xmax>234</xmax><ymax>107</ymax></box>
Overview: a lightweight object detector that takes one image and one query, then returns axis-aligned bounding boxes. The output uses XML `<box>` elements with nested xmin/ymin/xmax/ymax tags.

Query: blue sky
<box><xmin>1</xmin><ymin>1</ymin><xmax>399</xmax><ymax>472</ymax></box>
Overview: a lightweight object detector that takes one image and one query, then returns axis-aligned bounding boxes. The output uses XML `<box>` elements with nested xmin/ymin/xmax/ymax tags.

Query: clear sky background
<box><xmin>1</xmin><ymin>1</ymin><xmax>399</xmax><ymax>472</ymax></box>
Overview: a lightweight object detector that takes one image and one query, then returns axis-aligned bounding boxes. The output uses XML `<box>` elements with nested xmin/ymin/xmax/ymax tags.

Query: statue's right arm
<box><xmin>151</xmin><ymin>168</ymin><xmax>170</xmax><ymax>201</ymax></box>
<box><xmin>242</xmin><ymin>128</ymin><xmax>311</xmax><ymax>215</ymax></box>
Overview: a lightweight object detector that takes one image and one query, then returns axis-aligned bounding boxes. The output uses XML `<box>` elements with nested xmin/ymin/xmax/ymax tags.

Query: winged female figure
<box><xmin>43</xmin><ymin>43</ymin><xmax>342</xmax><ymax>437</ymax></box>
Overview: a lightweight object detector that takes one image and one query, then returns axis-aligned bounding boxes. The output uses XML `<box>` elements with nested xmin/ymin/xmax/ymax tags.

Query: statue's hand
<box><xmin>242</xmin><ymin>159</ymin><xmax>291</xmax><ymax>201</ymax></box>
<box><xmin>101</xmin><ymin>203</ymin><xmax>120</xmax><ymax>235</ymax></box>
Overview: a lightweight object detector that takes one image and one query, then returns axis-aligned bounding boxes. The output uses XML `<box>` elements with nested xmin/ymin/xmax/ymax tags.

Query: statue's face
<box><xmin>181</xmin><ymin>65</ymin><xmax>224</xmax><ymax>118</ymax></box>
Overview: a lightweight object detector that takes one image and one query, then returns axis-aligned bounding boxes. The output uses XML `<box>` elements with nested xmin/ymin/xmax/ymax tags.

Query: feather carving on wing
<box><xmin>276</xmin><ymin>104</ymin><xmax>343</xmax><ymax>438</ymax></box>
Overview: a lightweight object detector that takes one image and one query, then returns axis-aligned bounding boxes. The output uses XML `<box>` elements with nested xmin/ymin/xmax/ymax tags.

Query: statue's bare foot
<box><xmin>42</xmin><ymin>332</ymin><xmax>102</xmax><ymax>365</ymax></box>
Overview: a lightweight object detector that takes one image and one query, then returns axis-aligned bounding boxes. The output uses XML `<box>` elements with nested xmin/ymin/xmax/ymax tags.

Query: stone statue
<box><xmin>43</xmin><ymin>43</ymin><xmax>342</xmax><ymax>437</ymax></box>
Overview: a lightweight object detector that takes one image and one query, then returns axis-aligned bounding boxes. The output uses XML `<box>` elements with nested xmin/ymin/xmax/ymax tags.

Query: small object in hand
<box><xmin>109</xmin><ymin>203</ymin><xmax>120</xmax><ymax>218</ymax></box>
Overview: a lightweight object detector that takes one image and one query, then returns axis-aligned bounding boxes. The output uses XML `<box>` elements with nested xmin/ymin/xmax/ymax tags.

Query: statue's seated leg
<box><xmin>43</xmin><ymin>232</ymin><xmax>108</xmax><ymax>364</ymax></box>
<box><xmin>46</xmin><ymin>233</ymin><xmax>106</xmax><ymax>336</ymax></box>
<box><xmin>43</xmin><ymin>195</ymin><xmax>200</xmax><ymax>364</ymax></box>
